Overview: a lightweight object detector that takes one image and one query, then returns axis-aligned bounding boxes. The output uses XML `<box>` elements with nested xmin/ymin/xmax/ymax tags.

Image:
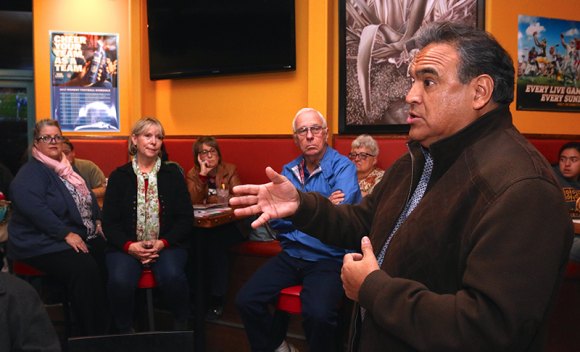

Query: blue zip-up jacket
<box><xmin>272</xmin><ymin>146</ymin><xmax>362</xmax><ymax>262</ymax></box>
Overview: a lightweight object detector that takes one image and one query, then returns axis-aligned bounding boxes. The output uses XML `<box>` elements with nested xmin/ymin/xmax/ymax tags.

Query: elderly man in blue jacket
<box><xmin>236</xmin><ymin>107</ymin><xmax>362</xmax><ymax>352</ymax></box>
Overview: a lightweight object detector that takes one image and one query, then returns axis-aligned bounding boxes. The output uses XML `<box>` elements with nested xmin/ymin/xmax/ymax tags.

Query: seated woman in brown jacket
<box><xmin>186</xmin><ymin>136</ymin><xmax>247</xmax><ymax>321</ymax></box>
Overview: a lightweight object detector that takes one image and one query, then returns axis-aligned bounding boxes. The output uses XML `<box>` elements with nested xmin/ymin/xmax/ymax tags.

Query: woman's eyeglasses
<box><xmin>348</xmin><ymin>152</ymin><xmax>375</xmax><ymax>160</ymax></box>
<box><xmin>199</xmin><ymin>148</ymin><xmax>217</xmax><ymax>157</ymax></box>
<box><xmin>36</xmin><ymin>135</ymin><xmax>65</xmax><ymax>143</ymax></box>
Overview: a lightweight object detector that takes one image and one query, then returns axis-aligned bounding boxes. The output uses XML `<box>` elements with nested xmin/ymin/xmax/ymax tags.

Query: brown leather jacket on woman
<box><xmin>186</xmin><ymin>162</ymin><xmax>241</xmax><ymax>205</ymax></box>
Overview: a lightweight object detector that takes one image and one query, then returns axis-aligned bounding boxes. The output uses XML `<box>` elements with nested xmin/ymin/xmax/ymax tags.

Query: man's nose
<box><xmin>405</xmin><ymin>83</ymin><xmax>421</xmax><ymax>104</ymax></box>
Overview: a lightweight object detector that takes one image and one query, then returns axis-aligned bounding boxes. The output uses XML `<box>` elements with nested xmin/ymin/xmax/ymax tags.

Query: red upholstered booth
<box><xmin>68</xmin><ymin>138</ymin><xmax>128</xmax><ymax>178</ymax></box>
<box><xmin>334</xmin><ymin>135</ymin><xmax>580</xmax><ymax>170</ymax></box>
<box><xmin>163</xmin><ymin>137</ymin><xmax>300</xmax><ymax>184</ymax></box>
<box><xmin>527</xmin><ymin>138</ymin><xmax>578</xmax><ymax>165</ymax></box>
<box><xmin>67</xmin><ymin>135</ymin><xmax>578</xmax><ymax>184</ymax></box>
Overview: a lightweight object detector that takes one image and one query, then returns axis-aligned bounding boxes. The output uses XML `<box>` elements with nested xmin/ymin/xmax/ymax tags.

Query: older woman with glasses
<box><xmin>7</xmin><ymin>119</ymin><xmax>109</xmax><ymax>336</ymax></box>
<box><xmin>186</xmin><ymin>136</ymin><xmax>247</xmax><ymax>321</ymax></box>
<box><xmin>349</xmin><ymin>134</ymin><xmax>385</xmax><ymax>197</ymax></box>
<box><xmin>186</xmin><ymin>136</ymin><xmax>241</xmax><ymax>205</ymax></box>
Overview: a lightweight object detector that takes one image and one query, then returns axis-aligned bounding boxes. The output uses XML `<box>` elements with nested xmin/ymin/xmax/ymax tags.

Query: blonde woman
<box><xmin>103</xmin><ymin>117</ymin><xmax>192</xmax><ymax>333</ymax></box>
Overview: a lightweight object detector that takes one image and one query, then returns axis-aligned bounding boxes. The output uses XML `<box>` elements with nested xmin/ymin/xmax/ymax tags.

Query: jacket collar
<box><xmin>409</xmin><ymin>105</ymin><xmax>512</xmax><ymax>180</ymax></box>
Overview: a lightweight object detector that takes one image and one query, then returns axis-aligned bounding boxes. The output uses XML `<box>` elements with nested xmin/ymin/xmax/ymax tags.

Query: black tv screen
<box><xmin>146</xmin><ymin>0</ymin><xmax>296</xmax><ymax>80</ymax></box>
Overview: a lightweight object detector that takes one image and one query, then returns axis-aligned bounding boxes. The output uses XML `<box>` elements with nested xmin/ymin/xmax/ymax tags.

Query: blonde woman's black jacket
<box><xmin>292</xmin><ymin>105</ymin><xmax>574</xmax><ymax>352</ymax></box>
<box><xmin>102</xmin><ymin>161</ymin><xmax>193</xmax><ymax>251</ymax></box>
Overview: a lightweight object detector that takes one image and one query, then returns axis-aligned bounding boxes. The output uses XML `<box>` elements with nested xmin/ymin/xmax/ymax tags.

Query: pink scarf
<box><xmin>32</xmin><ymin>147</ymin><xmax>90</xmax><ymax>197</ymax></box>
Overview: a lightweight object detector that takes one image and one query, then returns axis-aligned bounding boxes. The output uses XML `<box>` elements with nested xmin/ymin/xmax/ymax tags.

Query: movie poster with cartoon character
<box><xmin>517</xmin><ymin>15</ymin><xmax>579</xmax><ymax>112</ymax></box>
<box><xmin>50</xmin><ymin>31</ymin><xmax>119</xmax><ymax>131</ymax></box>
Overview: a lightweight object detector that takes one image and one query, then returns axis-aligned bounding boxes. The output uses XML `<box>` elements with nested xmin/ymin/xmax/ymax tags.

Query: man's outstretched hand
<box><xmin>230</xmin><ymin>167</ymin><xmax>300</xmax><ymax>228</ymax></box>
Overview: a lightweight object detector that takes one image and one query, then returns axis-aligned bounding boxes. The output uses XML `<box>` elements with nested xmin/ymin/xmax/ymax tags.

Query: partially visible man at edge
<box><xmin>62</xmin><ymin>138</ymin><xmax>107</xmax><ymax>199</ymax></box>
<box><xmin>231</xmin><ymin>22</ymin><xmax>574</xmax><ymax>351</ymax></box>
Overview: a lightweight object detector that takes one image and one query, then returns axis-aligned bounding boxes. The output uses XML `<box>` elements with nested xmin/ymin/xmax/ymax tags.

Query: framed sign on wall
<box><xmin>339</xmin><ymin>0</ymin><xmax>485</xmax><ymax>134</ymax></box>
<box><xmin>50</xmin><ymin>31</ymin><xmax>119</xmax><ymax>132</ymax></box>
<box><xmin>516</xmin><ymin>15</ymin><xmax>580</xmax><ymax>113</ymax></box>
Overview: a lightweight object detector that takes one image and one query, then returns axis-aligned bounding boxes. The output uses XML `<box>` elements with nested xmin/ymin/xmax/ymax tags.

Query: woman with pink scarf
<box><xmin>7</xmin><ymin>119</ymin><xmax>108</xmax><ymax>336</ymax></box>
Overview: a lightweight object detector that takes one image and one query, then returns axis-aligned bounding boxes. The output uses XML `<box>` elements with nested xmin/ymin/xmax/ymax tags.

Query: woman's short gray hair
<box><xmin>351</xmin><ymin>134</ymin><xmax>379</xmax><ymax>156</ymax></box>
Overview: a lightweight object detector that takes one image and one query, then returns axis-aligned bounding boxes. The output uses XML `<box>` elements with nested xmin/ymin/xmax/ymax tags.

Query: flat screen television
<box><xmin>146</xmin><ymin>0</ymin><xmax>296</xmax><ymax>80</ymax></box>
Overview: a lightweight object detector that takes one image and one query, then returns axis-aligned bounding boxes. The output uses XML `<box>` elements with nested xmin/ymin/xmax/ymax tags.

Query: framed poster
<box><xmin>516</xmin><ymin>15</ymin><xmax>579</xmax><ymax>112</ymax></box>
<box><xmin>50</xmin><ymin>31</ymin><xmax>119</xmax><ymax>132</ymax></box>
<box><xmin>339</xmin><ymin>0</ymin><xmax>485</xmax><ymax>134</ymax></box>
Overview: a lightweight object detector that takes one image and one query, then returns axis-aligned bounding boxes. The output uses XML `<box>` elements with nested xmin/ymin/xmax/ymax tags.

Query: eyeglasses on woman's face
<box><xmin>199</xmin><ymin>148</ymin><xmax>217</xmax><ymax>157</ymax></box>
<box><xmin>36</xmin><ymin>135</ymin><xmax>65</xmax><ymax>144</ymax></box>
<box><xmin>348</xmin><ymin>152</ymin><xmax>375</xmax><ymax>161</ymax></box>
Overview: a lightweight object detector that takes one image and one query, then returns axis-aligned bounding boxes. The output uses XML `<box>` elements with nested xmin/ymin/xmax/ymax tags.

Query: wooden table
<box><xmin>192</xmin><ymin>206</ymin><xmax>240</xmax><ymax>352</ymax></box>
<box><xmin>194</xmin><ymin>208</ymin><xmax>237</xmax><ymax>228</ymax></box>
<box><xmin>573</xmin><ymin>219</ymin><xmax>580</xmax><ymax>235</ymax></box>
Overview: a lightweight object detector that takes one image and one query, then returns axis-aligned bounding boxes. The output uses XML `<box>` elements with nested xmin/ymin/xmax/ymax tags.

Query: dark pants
<box><xmin>196</xmin><ymin>222</ymin><xmax>245</xmax><ymax>303</ymax></box>
<box><xmin>23</xmin><ymin>240</ymin><xmax>109</xmax><ymax>336</ymax></box>
<box><xmin>106</xmin><ymin>247</ymin><xmax>190</xmax><ymax>332</ymax></box>
<box><xmin>235</xmin><ymin>251</ymin><xmax>344</xmax><ymax>352</ymax></box>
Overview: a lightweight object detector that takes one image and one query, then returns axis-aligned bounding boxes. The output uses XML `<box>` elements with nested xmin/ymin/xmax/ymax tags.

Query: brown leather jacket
<box><xmin>186</xmin><ymin>162</ymin><xmax>241</xmax><ymax>205</ymax></box>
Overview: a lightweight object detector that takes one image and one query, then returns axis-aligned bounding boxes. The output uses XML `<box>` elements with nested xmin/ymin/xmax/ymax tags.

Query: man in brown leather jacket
<box><xmin>231</xmin><ymin>22</ymin><xmax>574</xmax><ymax>351</ymax></box>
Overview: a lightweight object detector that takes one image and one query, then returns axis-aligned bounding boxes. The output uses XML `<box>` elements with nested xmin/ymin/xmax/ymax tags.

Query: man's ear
<box><xmin>293</xmin><ymin>134</ymin><xmax>299</xmax><ymax>147</ymax></box>
<box><xmin>472</xmin><ymin>74</ymin><xmax>494</xmax><ymax>110</ymax></box>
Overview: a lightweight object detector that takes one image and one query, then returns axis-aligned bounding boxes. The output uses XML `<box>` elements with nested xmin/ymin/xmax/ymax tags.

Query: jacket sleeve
<box><xmin>160</xmin><ymin>166</ymin><xmax>193</xmax><ymax>247</ymax></box>
<box><xmin>186</xmin><ymin>167</ymin><xmax>207</xmax><ymax>204</ymax></box>
<box><xmin>223</xmin><ymin>163</ymin><xmax>241</xmax><ymax>191</ymax></box>
<box><xmin>102</xmin><ymin>168</ymin><xmax>131</xmax><ymax>250</ymax></box>
<box><xmin>328</xmin><ymin>157</ymin><xmax>362</xmax><ymax>205</ymax></box>
<box><xmin>10</xmin><ymin>164</ymin><xmax>76</xmax><ymax>240</ymax></box>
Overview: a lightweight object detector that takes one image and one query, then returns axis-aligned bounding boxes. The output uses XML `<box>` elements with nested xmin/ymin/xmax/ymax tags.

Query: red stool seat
<box><xmin>566</xmin><ymin>260</ymin><xmax>580</xmax><ymax>280</ymax></box>
<box><xmin>138</xmin><ymin>268</ymin><xmax>156</xmax><ymax>288</ymax></box>
<box><xmin>276</xmin><ymin>285</ymin><xmax>302</xmax><ymax>315</ymax></box>
<box><xmin>13</xmin><ymin>260</ymin><xmax>45</xmax><ymax>276</ymax></box>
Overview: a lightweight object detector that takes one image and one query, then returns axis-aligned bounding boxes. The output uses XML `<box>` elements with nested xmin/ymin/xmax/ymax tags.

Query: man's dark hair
<box><xmin>558</xmin><ymin>141</ymin><xmax>580</xmax><ymax>156</ymax></box>
<box><xmin>62</xmin><ymin>137</ymin><xmax>74</xmax><ymax>151</ymax></box>
<box><xmin>414</xmin><ymin>21</ymin><xmax>515</xmax><ymax>105</ymax></box>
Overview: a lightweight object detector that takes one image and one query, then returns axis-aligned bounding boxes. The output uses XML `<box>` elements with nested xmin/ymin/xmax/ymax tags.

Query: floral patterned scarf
<box><xmin>132</xmin><ymin>156</ymin><xmax>161</xmax><ymax>242</ymax></box>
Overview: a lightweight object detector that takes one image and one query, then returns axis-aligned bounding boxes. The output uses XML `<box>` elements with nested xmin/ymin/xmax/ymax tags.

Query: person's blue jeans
<box><xmin>106</xmin><ymin>247</ymin><xmax>190</xmax><ymax>332</ymax></box>
<box><xmin>235</xmin><ymin>251</ymin><xmax>344</xmax><ymax>352</ymax></box>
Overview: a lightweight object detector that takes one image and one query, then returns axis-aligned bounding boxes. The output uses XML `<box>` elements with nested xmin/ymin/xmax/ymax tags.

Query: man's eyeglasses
<box><xmin>348</xmin><ymin>152</ymin><xmax>376</xmax><ymax>160</ymax></box>
<box><xmin>294</xmin><ymin>125</ymin><xmax>325</xmax><ymax>137</ymax></box>
<box><xmin>199</xmin><ymin>148</ymin><xmax>217</xmax><ymax>157</ymax></box>
<box><xmin>36</xmin><ymin>135</ymin><xmax>65</xmax><ymax>144</ymax></box>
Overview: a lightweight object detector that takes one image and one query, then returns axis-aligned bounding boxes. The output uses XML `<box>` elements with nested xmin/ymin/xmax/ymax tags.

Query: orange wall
<box><xmin>33</xmin><ymin>0</ymin><xmax>579</xmax><ymax>137</ymax></box>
